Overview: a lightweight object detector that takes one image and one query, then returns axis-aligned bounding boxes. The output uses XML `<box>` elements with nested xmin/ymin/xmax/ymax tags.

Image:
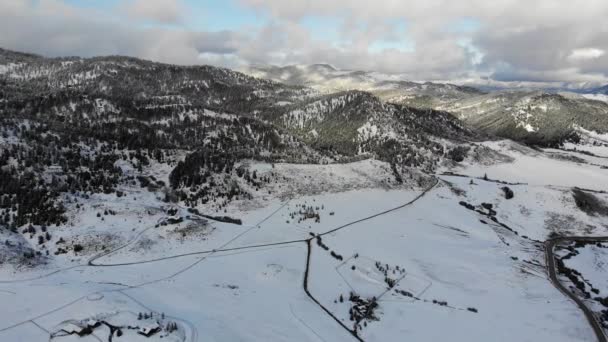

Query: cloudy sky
<box><xmin>1</xmin><ymin>0</ymin><xmax>608</xmax><ymax>86</ymax></box>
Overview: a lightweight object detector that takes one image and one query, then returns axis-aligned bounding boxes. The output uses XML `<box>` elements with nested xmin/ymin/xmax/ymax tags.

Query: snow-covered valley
<box><xmin>2</xmin><ymin>141</ymin><xmax>608</xmax><ymax>342</ymax></box>
<box><xmin>2</xmin><ymin>46</ymin><xmax>608</xmax><ymax>342</ymax></box>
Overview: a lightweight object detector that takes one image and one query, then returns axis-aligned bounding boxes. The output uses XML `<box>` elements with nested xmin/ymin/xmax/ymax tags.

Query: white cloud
<box><xmin>1</xmin><ymin>0</ymin><xmax>608</xmax><ymax>86</ymax></box>
<box><xmin>0</xmin><ymin>0</ymin><xmax>240</xmax><ymax>65</ymax></box>
<box><xmin>241</xmin><ymin>0</ymin><xmax>608</xmax><ymax>83</ymax></box>
<box><xmin>568</xmin><ymin>48</ymin><xmax>605</xmax><ymax>61</ymax></box>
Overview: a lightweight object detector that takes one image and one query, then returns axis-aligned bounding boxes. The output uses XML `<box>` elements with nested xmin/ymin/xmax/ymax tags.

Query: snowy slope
<box><xmin>3</xmin><ymin>47</ymin><xmax>608</xmax><ymax>342</ymax></box>
<box><xmin>1</xmin><ymin>147</ymin><xmax>608</xmax><ymax>341</ymax></box>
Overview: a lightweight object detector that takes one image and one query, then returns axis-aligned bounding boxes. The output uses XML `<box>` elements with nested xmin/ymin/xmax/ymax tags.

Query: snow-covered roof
<box><xmin>61</xmin><ymin>323</ymin><xmax>84</xmax><ymax>334</ymax></box>
<box><xmin>138</xmin><ymin>323</ymin><xmax>160</xmax><ymax>336</ymax></box>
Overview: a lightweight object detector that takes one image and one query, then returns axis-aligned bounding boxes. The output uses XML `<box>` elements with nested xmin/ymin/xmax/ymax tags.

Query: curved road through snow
<box><xmin>5</xmin><ymin>178</ymin><xmax>608</xmax><ymax>342</ymax></box>
<box><xmin>545</xmin><ymin>237</ymin><xmax>608</xmax><ymax>342</ymax></box>
<box><xmin>1</xmin><ymin>179</ymin><xmax>440</xmax><ymax>342</ymax></box>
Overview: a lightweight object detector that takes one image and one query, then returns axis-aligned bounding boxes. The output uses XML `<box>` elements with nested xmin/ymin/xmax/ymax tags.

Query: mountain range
<box><xmin>246</xmin><ymin>63</ymin><xmax>608</xmax><ymax>146</ymax></box>
<box><xmin>2</xmin><ymin>48</ymin><xmax>608</xmax><ymax>342</ymax></box>
<box><xmin>0</xmin><ymin>47</ymin><xmax>477</xmax><ymax>229</ymax></box>
<box><xmin>1</xmin><ymin>46</ymin><xmax>608</xmax><ymax>231</ymax></box>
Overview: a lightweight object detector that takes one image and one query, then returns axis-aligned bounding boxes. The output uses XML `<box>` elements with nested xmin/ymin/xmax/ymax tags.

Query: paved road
<box><xmin>545</xmin><ymin>237</ymin><xmax>608</xmax><ymax>342</ymax></box>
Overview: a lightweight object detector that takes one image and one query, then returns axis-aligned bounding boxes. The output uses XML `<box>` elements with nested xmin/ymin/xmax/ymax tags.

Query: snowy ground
<box><xmin>309</xmin><ymin>181</ymin><xmax>592</xmax><ymax>341</ymax></box>
<box><xmin>555</xmin><ymin>241</ymin><xmax>608</xmax><ymax>334</ymax></box>
<box><xmin>447</xmin><ymin>140</ymin><xmax>608</xmax><ymax>191</ymax></box>
<box><xmin>564</xmin><ymin>244</ymin><xmax>608</xmax><ymax>298</ymax></box>
<box><xmin>1</xmin><ymin>142</ymin><xmax>608</xmax><ymax>341</ymax></box>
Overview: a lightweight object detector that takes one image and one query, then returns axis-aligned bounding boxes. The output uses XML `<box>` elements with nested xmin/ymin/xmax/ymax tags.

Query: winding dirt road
<box><xmin>545</xmin><ymin>237</ymin><xmax>608</xmax><ymax>342</ymax></box>
<box><xmin>1</xmin><ymin>179</ymin><xmax>440</xmax><ymax>342</ymax></box>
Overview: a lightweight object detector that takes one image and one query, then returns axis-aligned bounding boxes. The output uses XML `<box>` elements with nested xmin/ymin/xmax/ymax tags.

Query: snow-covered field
<box><xmin>583</xmin><ymin>94</ymin><xmax>608</xmax><ymax>104</ymax></box>
<box><xmin>563</xmin><ymin>243</ymin><xmax>608</xmax><ymax>298</ymax></box>
<box><xmin>554</xmin><ymin>241</ymin><xmax>608</xmax><ymax>335</ymax></box>
<box><xmin>448</xmin><ymin>140</ymin><xmax>608</xmax><ymax>191</ymax></box>
<box><xmin>2</xmin><ymin>141</ymin><xmax>608</xmax><ymax>341</ymax></box>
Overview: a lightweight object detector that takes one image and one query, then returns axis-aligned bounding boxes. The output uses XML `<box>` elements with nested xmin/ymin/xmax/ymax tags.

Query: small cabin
<box><xmin>138</xmin><ymin>323</ymin><xmax>161</xmax><ymax>337</ymax></box>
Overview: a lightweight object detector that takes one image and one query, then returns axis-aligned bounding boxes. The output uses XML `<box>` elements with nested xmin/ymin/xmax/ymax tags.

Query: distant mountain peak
<box><xmin>243</xmin><ymin>63</ymin><xmax>485</xmax><ymax>108</ymax></box>
<box><xmin>309</xmin><ymin>63</ymin><xmax>338</xmax><ymax>71</ymax></box>
<box><xmin>590</xmin><ymin>84</ymin><xmax>608</xmax><ymax>95</ymax></box>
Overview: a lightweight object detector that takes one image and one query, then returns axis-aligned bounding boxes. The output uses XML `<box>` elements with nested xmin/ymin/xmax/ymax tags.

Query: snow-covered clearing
<box><xmin>564</xmin><ymin>243</ymin><xmax>608</xmax><ymax>298</ymax></box>
<box><xmin>448</xmin><ymin>140</ymin><xmax>608</xmax><ymax>191</ymax></box>
<box><xmin>554</xmin><ymin>241</ymin><xmax>608</xmax><ymax>335</ymax></box>
<box><xmin>1</xmin><ymin>144</ymin><xmax>608</xmax><ymax>341</ymax></box>
<box><xmin>583</xmin><ymin>94</ymin><xmax>608</xmax><ymax>104</ymax></box>
<box><xmin>310</xmin><ymin>182</ymin><xmax>592</xmax><ymax>341</ymax></box>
